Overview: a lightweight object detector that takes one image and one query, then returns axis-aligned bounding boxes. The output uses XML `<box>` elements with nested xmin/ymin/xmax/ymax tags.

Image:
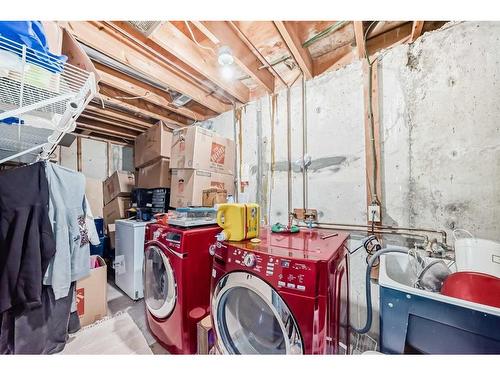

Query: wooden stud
<box><xmin>76</xmin><ymin>136</ymin><xmax>82</xmax><ymax>172</ymax></box>
<box><xmin>410</xmin><ymin>21</ymin><xmax>425</xmax><ymax>42</ymax></box>
<box><xmin>362</xmin><ymin>59</ymin><xmax>382</xmax><ymax>223</ymax></box>
<box><xmin>61</xmin><ymin>21</ymin><xmax>231</xmax><ymax>114</ymax></box>
<box><xmin>193</xmin><ymin>21</ymin><xmax>275</xmax><ymax>94</ymax></box>
<box><xmin>353</xmin><ymin>22</ymin><xmax>367</xmax><ymax>59</ymax></box>
<box><xmin>149</xmin><ymin>22</ymin><xmax>250</xmax><ymax>103</ymax></box>
<box><xmin>274</xmin><ymin>21</ymin><xmax>313</xmax><ymax>79</ymax></box>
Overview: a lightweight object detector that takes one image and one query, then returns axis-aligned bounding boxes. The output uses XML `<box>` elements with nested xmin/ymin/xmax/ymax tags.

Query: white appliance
<box><xmin>114</xmin><ymin>219</ymin><xmax>148</xmax><ymax>300</ymax></box>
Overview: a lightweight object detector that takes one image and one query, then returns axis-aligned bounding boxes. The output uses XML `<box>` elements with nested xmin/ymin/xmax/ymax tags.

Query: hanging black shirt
<box><xmin>0</xmin><ymin>162</ymin><xmax>56</xmax><ymax>313</ymax></box>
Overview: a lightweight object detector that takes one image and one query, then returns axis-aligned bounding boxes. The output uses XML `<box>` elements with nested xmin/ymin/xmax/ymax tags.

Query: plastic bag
<box><xmin>0</xmin><ymin>21</ymin><xmax>67</xmax><ymax>73</ymax></box>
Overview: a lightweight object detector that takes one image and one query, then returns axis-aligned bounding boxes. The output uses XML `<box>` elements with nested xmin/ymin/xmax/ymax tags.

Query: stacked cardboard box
<box><xmin>135</xmin><ymin>121</ymin><xmax>172</xmax><ymax>189</ymax></box>
<box><xmin>103</xmin><ymin>170</ymin><xmax>135</xmax><ymax>227</ymax></box>
<box><xmin>170</xmin><ymin>126</ymin><xmax>235</xmax><ymax>207</ymax></box>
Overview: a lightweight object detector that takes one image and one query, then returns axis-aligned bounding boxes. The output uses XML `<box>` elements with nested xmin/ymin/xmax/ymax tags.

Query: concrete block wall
<box><xmin>209</xmin><ymin>21</ymin><xmax>500</xmax><ymax>339</ymax></box>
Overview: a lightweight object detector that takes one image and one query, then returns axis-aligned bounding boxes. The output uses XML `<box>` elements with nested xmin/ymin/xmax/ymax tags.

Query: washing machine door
<box><xmin>143</xmin><ymin>245</ymin><xmax>177</xmax><ymax>319</ymax></box>
<box><xmin>212</xmin><ymin>271</ymin><xmax>303</xmax><ymax>354</ymax></box>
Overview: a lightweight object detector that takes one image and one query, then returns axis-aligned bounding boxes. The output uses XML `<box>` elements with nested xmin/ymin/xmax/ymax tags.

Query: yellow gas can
<box><xmin>216</xmin><ymin>203</ymin><xmax>260</xmax><ymax>241</ymax></box>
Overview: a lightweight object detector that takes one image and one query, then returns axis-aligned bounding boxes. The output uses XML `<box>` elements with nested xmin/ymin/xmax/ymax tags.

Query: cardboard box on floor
<box><xmin>85</xmin><ymin>177</ymin><xmax>104</xmax><ymax>218</ymax></box>
<box><xmin>107</xmin><ymin>223</ymin><xmax>116</xmax><ymax>249</ymax></box>
<box><xmin>134</xmin><ymin>121</ymin><xmax>173</xmax><ymax>168</ymax></box>
<box><xmin>171</xmin><ymin>126</ymin><xmax>235</xmax><ymax>175</ymax></box>
<box><xmin>170</xmin><ymin>169</ymin><xmax>234</xmax><ymax>208</ymax></box>
<box><xmin>103</xmin><ymin>171</ymin><xmax>135</xmax><ymax>205</ymax></box>
<box><xmin>103</xmin><ymin>196</ymin><xmax>131</xmax><ymax>227</ymax></box>
<box><xmin>137</xmin><ymin>157</ymin><xmax>171</xmax><ymax>189</ymax></box>
<box><xmin>76</xmin><ymin>255</ymin><xmax>107</xmax><ymax>327</ymax></box>
<box><xmin>197</xmin><ymin>315</ymin><xmax>214</xmax><ymax>354</ymax></box>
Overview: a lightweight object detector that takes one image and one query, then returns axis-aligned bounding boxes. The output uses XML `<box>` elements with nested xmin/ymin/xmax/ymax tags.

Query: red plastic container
<box><xmin>441</xmin><ymin>272</ymin><xmax>500</xmax><ymax>308</ymax></box>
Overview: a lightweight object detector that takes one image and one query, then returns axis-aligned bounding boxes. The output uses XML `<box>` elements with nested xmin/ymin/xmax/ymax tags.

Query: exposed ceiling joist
<box><xmin>411</xmin><ymin>21</ymin><xmax>425</xmax><ymax>42</ymax></box>
<box><xmin>366</xmin><ymin>22</ymin><xmax>413</xmax><ymax>56</ymax></box>
<box><xmin>77</xmin><ymin>118</ymin><xmax>139</xmax><ymax>140</ymax></box>
<box><xmin>148</xmin><ymin>22</ymin><xmax>249</xmax><ymax>103</ymax></box>
<box><xmin>353</xmin><ymin>21</ymin><xmax>367</xmax><ymax>59</ymax></box>
<box><xmin>94</xmin><ymin>62</ymin><xmax>207</xmax><ymax>122</ymax></box>
<box><xmin>193</xmin><ymin>21</ymin><xmax>275</xmax><ymax>94</ymax></box>
<box><xmin>274</xmin><ymin>21</ymin><xmax>313</xmax><ymax>79</ymax></box>
<box><xmin>80</xmin><ymin>112</ymin><xmax>149</xmax><ymax>133</ymax></box>
<box><xmin>313</xmin><ymin>44</ymin><xmax>354</xmax><ymax>76</ymax></box>
<box><xmin>85</xmin><ymin>104</ymin><xmax>154</xmax><ymax>129</ymax></box>
<box><xmin>98</xmin><ymin>84</ymin><xmax>191</xmax><ymax>127</ymax></box>
<box><xmin>61</xmin><ymin>21</ymin><xmax>231</xmax><ymax>114</ymax></box>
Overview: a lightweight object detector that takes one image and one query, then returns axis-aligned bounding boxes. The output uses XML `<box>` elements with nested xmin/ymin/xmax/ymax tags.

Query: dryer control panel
<box><xmin>225</xmin><ymin>246</ymin><xmax>316</xmax><ymax>296</ymax></box>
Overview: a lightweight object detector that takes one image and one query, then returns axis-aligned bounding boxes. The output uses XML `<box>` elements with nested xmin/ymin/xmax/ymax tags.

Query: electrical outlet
<box><xmin>368</xmin><ymin>204</ymin><xmax>381</xmax><ymax>222</ymax></box>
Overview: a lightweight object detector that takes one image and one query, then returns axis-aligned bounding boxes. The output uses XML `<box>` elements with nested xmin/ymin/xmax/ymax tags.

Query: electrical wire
<box><xmin>184</xmin><ymin>21</ymin><xmax>215</xmax><ymax>54</ymax></box>
<box><xmin>364</xmin><ymin>21</ymin><xmax>380</xmax><ymax>205</ymax></box>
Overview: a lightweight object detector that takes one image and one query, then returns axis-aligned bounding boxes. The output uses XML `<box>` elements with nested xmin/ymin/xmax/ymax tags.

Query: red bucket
<box><xmin>441</xmin><ymin>272</ymin><xmax>500</xmax><ymax>308</ymax></box>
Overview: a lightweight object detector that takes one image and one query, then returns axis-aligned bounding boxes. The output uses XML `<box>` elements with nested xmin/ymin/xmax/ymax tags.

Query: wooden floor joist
<box><xmin>98</xmin><ymin>84</ymin><xmax>192</xmax><ymax>127</ymax></box>
<box><xmin>149</xmin><ymin>22</ymin><xmax>250</xmax><ymax>103</ymax></box>
<box><xmin>274</xmin><ymin>21</ymin><xmax>313</xmax><ymax>79</ymax></box>
<box><xmin>94</xmin><ymin>62</ymin><xmax>208</xmax><ymax>122</ymax></box>
<box><xmin>61</xmin><ymin>21</ymin><xmax>232</xmax><ymax>114</ymax></box>
<box><xmin>193</xmin><ymin>21</ymin><xmax>275</xmax><ymax>94</ymax></box>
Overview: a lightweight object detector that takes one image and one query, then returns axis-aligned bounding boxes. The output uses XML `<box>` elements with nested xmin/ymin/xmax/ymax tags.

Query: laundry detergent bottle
<box><xmin>216</xmin><ymin>203</ymin><xmax>260</xmax><ymax>241</ymax></box>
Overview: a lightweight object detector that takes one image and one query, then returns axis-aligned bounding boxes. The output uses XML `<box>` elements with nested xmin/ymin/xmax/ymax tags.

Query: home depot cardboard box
<box><xmin>202</xmin><ymin>188</ymin><xmax>227</xmax><ymax>207</ymax></box>
<box><xmin>134</xmin><ymin>121</ymin><xmax>173</xmax><ymax>168</ymax></box>
<box><xmin>170</xmin><ymin>169</ymin><xmax>234</xmax><ymax>208</ymax></box>
<box><xmin>76</xmin><ymin>255</ymin><xmax>107</xmax><ymax>327</ymax></box>
<box><xmin>85</xmin><ymin>177</ymin><xmax>104</xmax><ymax>218</ymax></box>
<box><xmin>171</xmin><ymin>126</ymin><xmax>235</xmax><ymax>175</ymax></box>
<box><xmin>103</xmin><ymin>196</ymin><xmax>131</xmax><ymax>227</ymax></box>
<box><xmin>103</xmin><ymin>170</ymin><xmax>135</xmax><ymax>205</ymax></box>
<box><xmin>136</xmin><ymin>157</ymin><xmax>171</xmax><ymax>189</ymax></box>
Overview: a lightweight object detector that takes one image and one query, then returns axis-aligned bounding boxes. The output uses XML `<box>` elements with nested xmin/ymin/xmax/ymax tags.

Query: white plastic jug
<box><xmin>453</xmin><ymin>229</ymin><xmax>500</xmax><ymax>278</ymax></box>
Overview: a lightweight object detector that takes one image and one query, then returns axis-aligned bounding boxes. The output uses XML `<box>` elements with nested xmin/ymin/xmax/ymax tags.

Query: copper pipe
<box><xmin>315</xmin><ymin>221</ymin><xmax>447</xmax><ymax>245</ymax></box>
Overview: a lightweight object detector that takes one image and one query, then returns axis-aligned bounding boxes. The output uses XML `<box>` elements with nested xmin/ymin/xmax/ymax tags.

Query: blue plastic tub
<box><xmin>379</xmin><ymin>253</ymin><xmax>500</xmax><ymax>354</ymax></box>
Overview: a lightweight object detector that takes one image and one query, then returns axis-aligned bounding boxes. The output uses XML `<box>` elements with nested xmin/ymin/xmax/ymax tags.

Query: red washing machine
<box><xmin>210</xmin><ymin>227</ymin><xmax>350</xmax><ymax>355</ymax></box>
<box><xmin>143</xmin><ymin>223</ymin><xmax>220</xmax><ymax>354</ymax></box>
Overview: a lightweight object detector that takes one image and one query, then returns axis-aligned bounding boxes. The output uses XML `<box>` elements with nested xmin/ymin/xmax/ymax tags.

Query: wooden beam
<box><xmin>353</xmin><ymin>22</ymin><xmax>367</xmax><ymax>59</ymax></box>
<box><xmin>94</xmin><ymin>62</ymin><xmax>208</xmax><ymax>122</ymax></box>
<box><xmin>366</xmin><ymin>22</ymin><xmax>412</xmax><ymax>56</ymax></box>
<box><xmin>149</xmin><ymin>22</ymin><xmax>250</xmax><ymax>103</ymax></box>
<box><xmin>274</xmin><ymin>21</ymin><xmax>313</xmax><ymax>79</ymax></box>
<box><xmin>85</xmin><ymin>104</ymin><xmax>154</xmax><ymax>128</ymax></box>
<box><xmin>362</xmin><ymin>59</ymin><xmax>382</xmax><ymax>222</ymax></box>
<box><xmin>193</xmin><ymin>21</ymin><xmax>275</xmax><ymax>94</ymax></box>
<box><xmin>77</xmin><ymin>118</ymin><xmax>139</xmax><ymax>139</ymax></box>
<box><xmin>80</xmin><ymin>112</ymin><xmax>148</xmax><ymax>133</ymax></box>
<box><xmin>61</xmin><ymin>21</ymin><xmax>231</xmax><ymax>114</ymax></box>
<box><xmin>98</xmin><ymin>84</ymin><xmax>192</xmax><ymax>127</ymax></box>
<box><xmin>313</xmin><ymin>44</ymin><xmax>354</xmax><ymax>76</ymax></box>
<box><xmin>410</xmin><ymin>21</ymin><xmax>425</xmax><ymax>42</ymax></box>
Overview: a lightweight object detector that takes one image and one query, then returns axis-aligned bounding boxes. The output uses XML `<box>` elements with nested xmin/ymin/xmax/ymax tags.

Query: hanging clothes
<box><xmin>43</xmin><ymin>163</ymin><xmax>98</xmax><ymax>300</ymax></box>
<box><xmin>0</xmin><ymin>282</ymin><xmax>75</xmax><ymax>354</ymax></box>
<box><xmin>0</xmin><ymin>162</ymin><xmax>56</xmax><ymax>314</ymax></box>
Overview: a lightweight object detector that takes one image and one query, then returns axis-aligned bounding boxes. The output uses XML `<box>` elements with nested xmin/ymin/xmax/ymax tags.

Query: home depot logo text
<box><xmin>210</xmin><ymin>142</ymin><xmax>225</xmax><ymax>165</ymax></box>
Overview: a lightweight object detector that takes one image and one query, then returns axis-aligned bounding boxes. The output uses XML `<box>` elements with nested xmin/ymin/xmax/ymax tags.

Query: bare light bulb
<box><xmin>218</xmin><ymin>45</ymin><xmax>234</xmax><ymax>66</ymax></box>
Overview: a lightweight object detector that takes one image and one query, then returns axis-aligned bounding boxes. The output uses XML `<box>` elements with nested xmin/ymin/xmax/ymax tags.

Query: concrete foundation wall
<box><xmin>210</xmin><ymin>21</ymin><xmax>500</xmax><ymax>339</ymax></box>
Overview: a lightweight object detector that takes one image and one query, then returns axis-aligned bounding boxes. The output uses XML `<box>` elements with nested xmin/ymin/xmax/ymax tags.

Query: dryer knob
<box><xmin>243</xmin><ymin>253</ymin><xmax>256</xmax><ymax>267</ymax></box>
<box><xmin>209</xmin><ymin>244</ymin><xmax>216</xmax><ymax>256</ymax></box>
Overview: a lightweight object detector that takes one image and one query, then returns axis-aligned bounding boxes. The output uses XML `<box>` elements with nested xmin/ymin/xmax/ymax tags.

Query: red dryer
<box><xmin>143</xmin><ymin>223</ymin><xmax>220</xmax><ymax>354</ymax></box>
<box><xmin>210</xmin><ymin>227</ymin><xmax>350</xmax><ymax>355</ymax></box>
